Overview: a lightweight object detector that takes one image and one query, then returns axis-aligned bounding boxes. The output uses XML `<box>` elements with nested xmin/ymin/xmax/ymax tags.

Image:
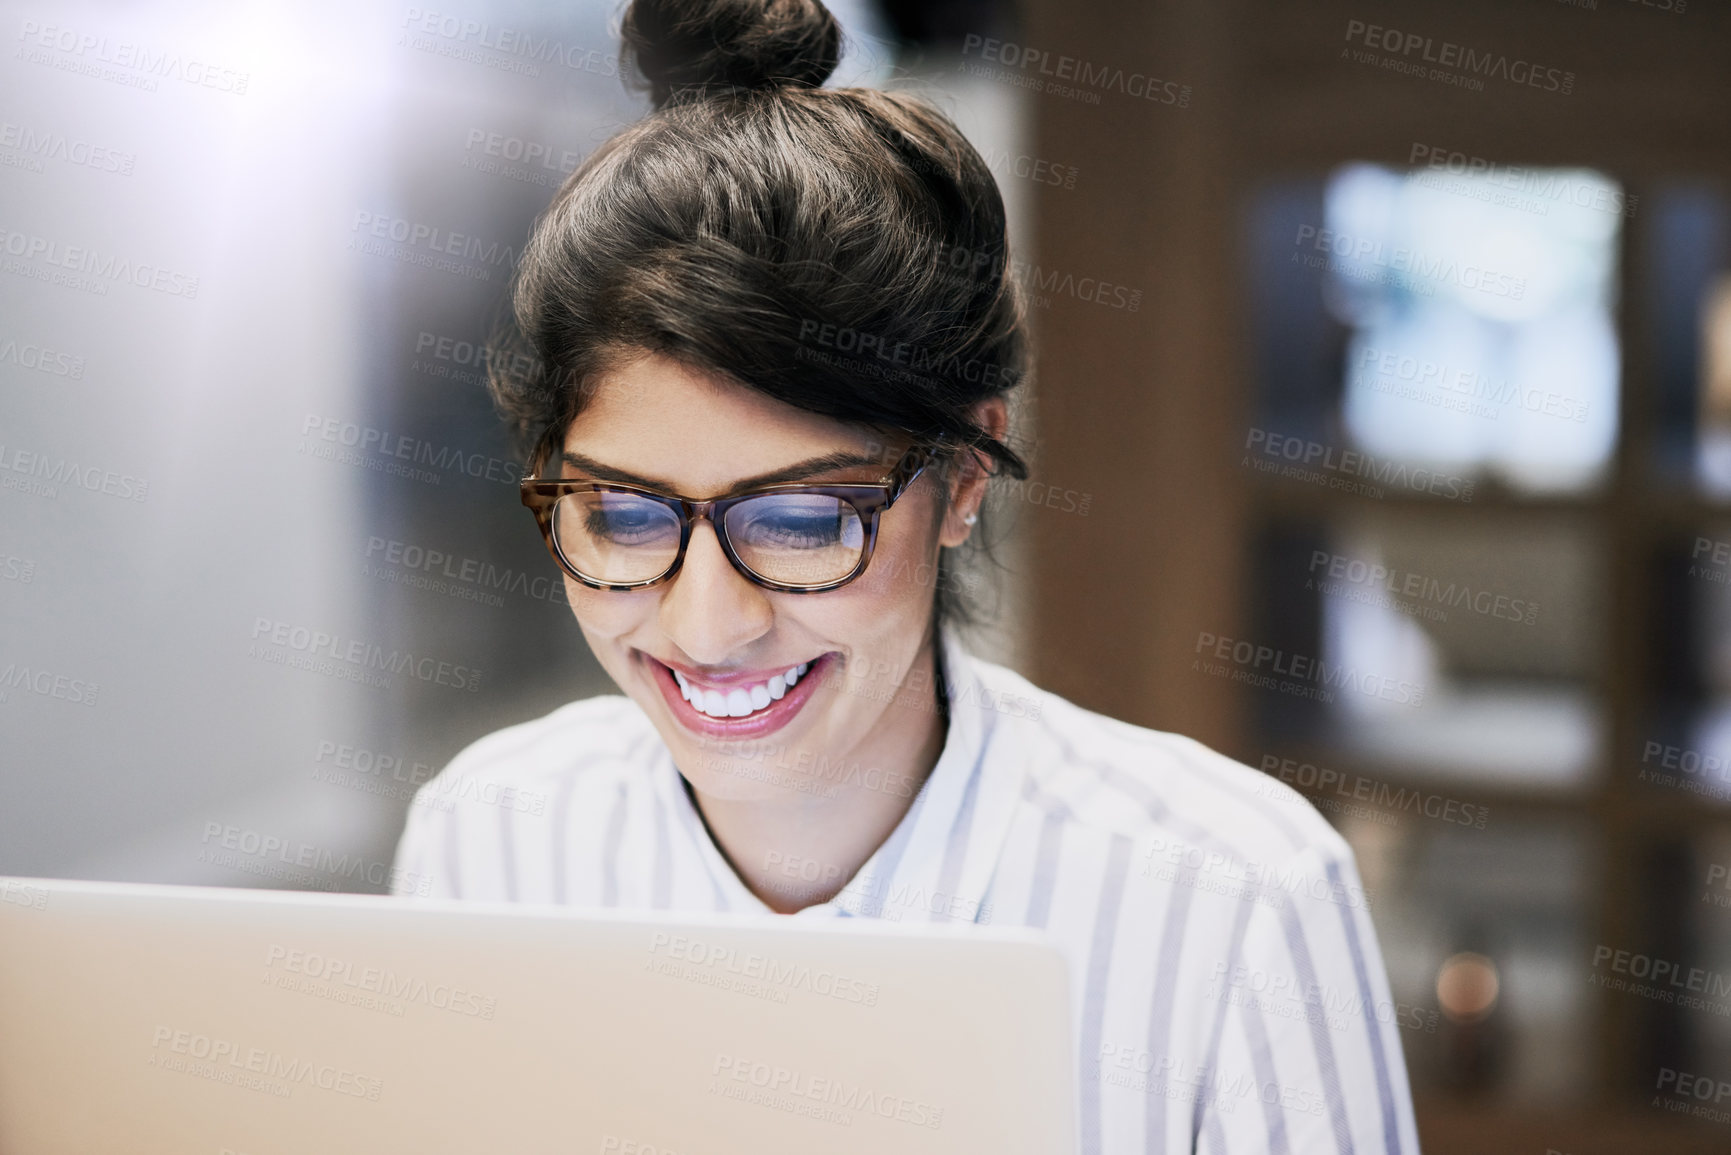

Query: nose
<box><xmin>657</xmin><ymin>519</ymin><xmax>774</xmax><ymax>665</ymax></box>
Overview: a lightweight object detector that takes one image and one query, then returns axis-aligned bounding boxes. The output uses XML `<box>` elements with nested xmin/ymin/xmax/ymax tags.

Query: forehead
<box><xmin>563</xmin><ymin>352</ymin><xmax>883</xmax><ymax>490</ymax></box>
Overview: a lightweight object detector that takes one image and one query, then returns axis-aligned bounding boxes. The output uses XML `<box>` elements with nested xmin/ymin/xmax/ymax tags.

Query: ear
<box><xmin>937</xmin><ymin>397</ymin><xmax>1009</xmax><ymax>549</ymax></box>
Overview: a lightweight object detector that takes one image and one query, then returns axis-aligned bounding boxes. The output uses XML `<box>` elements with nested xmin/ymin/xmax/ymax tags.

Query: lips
<box><xmin>645</xmin><ymin>651</ymin><xmax>834</xmax><ymax>739</ymax></box>
<box><xmin>673</xmin><ymin>661</ymin><xmax>808</xmax><ymax>718</ymax></box>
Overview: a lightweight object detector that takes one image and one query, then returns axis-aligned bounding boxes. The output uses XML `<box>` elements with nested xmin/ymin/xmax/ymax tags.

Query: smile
<box><xmin>646</xmin><ymin>652</ymin><xmax>835</xmax><ymax>739</ymax></box>
<box><xmin>674</xmin><ymin>662</ymin><xmax>808</xmax><ymax>717</ymax></box>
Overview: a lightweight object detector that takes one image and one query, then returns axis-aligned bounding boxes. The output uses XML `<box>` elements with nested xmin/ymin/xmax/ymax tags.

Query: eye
<box><xmin>750</xmin><ymin>510</ymin><xmax>846</xmax><ymax>548</ymax></box>
<box><xmin>727</xmin><ymin>495</ymin><xmax>863</xmax><ymax>552</ymax></box>
<box><xmin>574</xmin><ymin>493</ymin><xmax>679</xmax><ymax>545</ymax></box>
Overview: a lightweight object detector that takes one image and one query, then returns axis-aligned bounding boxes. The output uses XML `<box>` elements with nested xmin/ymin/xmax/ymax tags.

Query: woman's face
<box><xmin>555</xmin><ymin>351</ymin><xmax>982</xmax><ymax>800</ymax></box>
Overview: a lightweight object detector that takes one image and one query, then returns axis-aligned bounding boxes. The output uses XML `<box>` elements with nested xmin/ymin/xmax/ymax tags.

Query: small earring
<box><xmin>963</xmin><ymin>512</ymin><xmax>978</xmax><ymax>526</ymax></box>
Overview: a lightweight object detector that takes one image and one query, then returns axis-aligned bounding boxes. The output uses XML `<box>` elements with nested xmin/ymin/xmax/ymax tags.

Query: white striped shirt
<box><xmin>392</xmin><ymin>627</ymin><xmax>1420</xmax><ymax>1154</ymax></box>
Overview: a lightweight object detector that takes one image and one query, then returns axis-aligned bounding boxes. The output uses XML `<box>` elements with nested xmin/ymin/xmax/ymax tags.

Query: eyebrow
<box><xmin>557</xmin><ymin>449</ymin><xmax>889</xmax><ymax>495</ymax></box>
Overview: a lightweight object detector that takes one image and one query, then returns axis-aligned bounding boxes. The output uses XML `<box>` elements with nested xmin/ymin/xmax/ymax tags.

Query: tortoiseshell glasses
<box><xmin>520</xmin><ymin>444</ymin><xmax>935</xmax><ymax>593</ymax></box>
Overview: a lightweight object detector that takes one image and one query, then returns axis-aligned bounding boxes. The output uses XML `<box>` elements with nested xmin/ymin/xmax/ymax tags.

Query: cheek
<box><xmin>817</xmin><ymin>522</ymin><xmax>941</xmax><ymax>623</ymax></box>
<box><xmin>853</xmin><ymin>501</ymin><xmax>943</xmax><ymax>609</ymax></box>
<box><xmin>564</xmin><ymin>576</ymin><xmax>646</xmax><ymax>639</ymax></box>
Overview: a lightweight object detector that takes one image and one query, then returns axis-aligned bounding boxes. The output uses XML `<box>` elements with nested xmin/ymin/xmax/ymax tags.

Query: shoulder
<box><xmin>965</xmin><ymin>652</ymin><xmax>1350</xmax><ymax>867</ymax></box>
<box><xmin>425</xmin><ymin>693</ymin><xmax>657</xmax><ymax>795</ymax></box>
<box><xmin>392</xmin><ymin>694</ymin><xmax>658</xmax><ymax>898</ymax></box>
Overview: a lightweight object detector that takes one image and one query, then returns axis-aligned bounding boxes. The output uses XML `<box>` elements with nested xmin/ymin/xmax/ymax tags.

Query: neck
<box><xmin>687</xmin><ymin>633</ymin><xmax>950</xmax><ymax>914</ymax></box>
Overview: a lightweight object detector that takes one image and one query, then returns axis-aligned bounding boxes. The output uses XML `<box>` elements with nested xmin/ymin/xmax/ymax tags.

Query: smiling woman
<box><xmin>388</xmin><ymin>1</ymin><xmax>1419</xmax><ymax>1152</ymax></box>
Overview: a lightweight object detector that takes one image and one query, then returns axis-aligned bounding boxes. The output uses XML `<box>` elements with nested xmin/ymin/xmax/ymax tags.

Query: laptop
<box><xmin>0</xmin><ymin>876</ymin><xmax>1078</xmax><ymax>1154</ymax></box>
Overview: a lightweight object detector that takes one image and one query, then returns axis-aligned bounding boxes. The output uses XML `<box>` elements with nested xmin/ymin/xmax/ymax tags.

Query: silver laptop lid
<box><xmin>0</xmin><ymin>876</ymin><xmax>1078</xmax><ymax>1155</ymax></box>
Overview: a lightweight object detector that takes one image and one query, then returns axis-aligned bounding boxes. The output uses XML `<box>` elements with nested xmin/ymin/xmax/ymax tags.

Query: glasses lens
<box><xmin>551</xmin><ymin>491</ymin><xmax>682</xmax><ymax>584</ymax></box>
<box><xmin>723</xmin><ymin>493</ymin><xmax>866</xmax><ymax>587</ymax></box>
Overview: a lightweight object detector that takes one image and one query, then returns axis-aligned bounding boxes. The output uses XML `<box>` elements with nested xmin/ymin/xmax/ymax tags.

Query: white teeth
<box><xmin>669</xmin><ymin>658</ymin><xmax>818</xmax><ymax>719</ymax></box>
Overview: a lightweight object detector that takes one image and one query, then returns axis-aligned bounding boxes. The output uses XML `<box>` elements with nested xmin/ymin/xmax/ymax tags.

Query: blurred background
<box><xmin>2</xmin><ymin>0</ymin><xmax>1728</xmax><ymax>1150</ymax></box>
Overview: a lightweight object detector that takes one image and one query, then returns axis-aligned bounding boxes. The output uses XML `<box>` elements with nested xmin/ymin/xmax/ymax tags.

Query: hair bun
<box><xmin>621</xmin><ymin>0</ymin><xmax>840</xmax><ymax>109</ymax></box>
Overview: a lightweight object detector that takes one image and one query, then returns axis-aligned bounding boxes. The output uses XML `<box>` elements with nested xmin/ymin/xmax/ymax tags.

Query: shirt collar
<box><xmin>654</xmin><ymin>625</ymin><xmax>1024</xmax><ymax>922</ymax></box>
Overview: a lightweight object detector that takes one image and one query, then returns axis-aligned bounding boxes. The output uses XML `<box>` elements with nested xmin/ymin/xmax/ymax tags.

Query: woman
<box><xmin>393</xmin><ymin>0</ymin><xmax>1420</xmax><ymax>1150</ymax></box>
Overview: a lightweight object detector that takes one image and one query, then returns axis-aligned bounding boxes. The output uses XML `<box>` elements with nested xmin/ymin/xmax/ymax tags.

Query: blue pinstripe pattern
<box><xmin>1278</xmin><ymin>898</ymin><xmax>1354</xmax><ymax>1155</ymax></box>
<box><xmin>1327</xmin><ymin>859</ymin><xmax>1403</xmax><ymax>1155</ymax></box>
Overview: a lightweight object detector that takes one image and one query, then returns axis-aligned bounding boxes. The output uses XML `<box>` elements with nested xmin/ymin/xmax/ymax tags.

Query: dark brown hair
<box><xmin>491</xmin><ymin>0</ymin><xmax>1030</xmax><ymax>630</ymax></box>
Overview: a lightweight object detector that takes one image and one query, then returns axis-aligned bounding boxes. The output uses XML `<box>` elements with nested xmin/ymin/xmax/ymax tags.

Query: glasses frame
<box><xmin>519</xmin><ymin>444</ymin><xmax>938</xmax><ymax>593</ymax></box>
